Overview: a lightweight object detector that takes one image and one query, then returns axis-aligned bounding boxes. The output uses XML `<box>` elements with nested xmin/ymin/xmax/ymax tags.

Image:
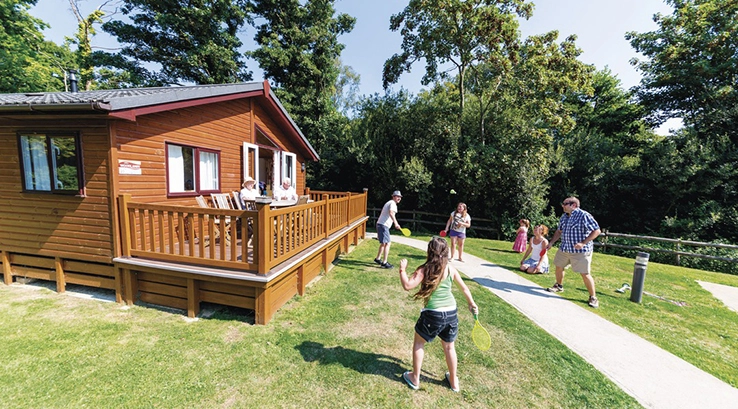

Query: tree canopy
<box><xmin>102</xmin><ymin>0</ymin><xmax>253</xmax><ymax>85</ymax></box>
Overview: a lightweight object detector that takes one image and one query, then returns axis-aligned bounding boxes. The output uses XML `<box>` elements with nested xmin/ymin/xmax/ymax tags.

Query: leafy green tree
<box><xmin>102</xmin><ymin>0</ymin><xmax>253</xmax><ymax>85</ymax></box>
<box><xmin>627</xmin><ymin>0</ymin><xmax>738</xmax><ymax>242</ymax></box>
<box><xmin>0</xmin><ymin>0</ymin><xmax>68</xmax><ymax>92</ymax></box>
<box><xmin>383</xmin><ymin>0</ymin><xmax>533</xmax><ymax>116</ymax></box>
<box><xmin>248</xmin><ymin>0</ymin><xmax>355</xmax><ymax>133</ymax></box>
<box><xmin>627</xmin><ymin>0</ymin><xmax>738</xmax><ymax>138</ymax></box>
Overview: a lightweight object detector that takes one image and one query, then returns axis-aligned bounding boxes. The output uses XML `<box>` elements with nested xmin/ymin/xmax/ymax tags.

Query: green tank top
<box><xmin>425</xmin><ymin>266</ymin><xmax>456</xmax><ymax>310</ymax></box>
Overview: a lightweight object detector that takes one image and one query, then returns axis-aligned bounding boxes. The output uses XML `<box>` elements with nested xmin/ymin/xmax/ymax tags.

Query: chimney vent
<box><xmin>68</xmin><ymin>69</ymin><xmax>79</xmax><ymax>93</ymax></box>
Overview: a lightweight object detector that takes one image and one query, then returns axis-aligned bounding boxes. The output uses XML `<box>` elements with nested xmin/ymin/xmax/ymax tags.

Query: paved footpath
<box><xmin>384</xmin><ymin>234</ymin><xmax>738</xmax><ymax>409</ymax></box>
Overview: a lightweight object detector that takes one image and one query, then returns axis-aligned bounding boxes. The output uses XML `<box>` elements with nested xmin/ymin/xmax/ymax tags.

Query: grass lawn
<box><xmin>0</xmin><ymin>240</ymin><xmax>641</xmax><ymax>409</ymax></box>
<box><xmin>462</xmin><ymin>237</ymin><xmax>738</xmax><ymax>388</ymax></box>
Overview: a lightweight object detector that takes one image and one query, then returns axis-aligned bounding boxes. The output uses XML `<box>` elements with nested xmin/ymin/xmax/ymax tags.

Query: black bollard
<box><xmin>630</xmin><ymin>252</ymin><xmax>650</xmax><ymax>303</ymax></box>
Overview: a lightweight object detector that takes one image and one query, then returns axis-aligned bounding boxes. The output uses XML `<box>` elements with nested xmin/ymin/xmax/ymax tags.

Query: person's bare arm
<box><xmin>399</xmin><ymin>259</ymin><xmax>423</xmax><ymax>291</ymax></box>
<box><xmin>548</xmin><ymin>229</ymin><xmax>562</xmax><ymax>249</ymax></box>
<box><xmin>574</xmin><ymin>228</ymin><xmax>601</xmax><ymax>250</ymax></box>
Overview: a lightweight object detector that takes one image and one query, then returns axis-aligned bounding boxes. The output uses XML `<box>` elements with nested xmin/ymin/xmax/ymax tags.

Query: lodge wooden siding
<box><xmin>114</xmin><ymin>98</ymin><xmax>307</xmax><ymax>205</ymax></box>
<box><xmin>0</xmin><ymin>121</ymin><xmax>114</xmax><ymax>264</ymax></box>
<box><xmin>252</xmin><ymin>103</ymin><xmax>306</xmax><ymax>190</ymax></box>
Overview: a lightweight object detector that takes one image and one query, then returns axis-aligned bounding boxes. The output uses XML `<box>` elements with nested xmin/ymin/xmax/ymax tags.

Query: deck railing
<box><xmin>118</xmin><ymin>190</ymin><xmax>368</xmax><ymax>274</ymax></box>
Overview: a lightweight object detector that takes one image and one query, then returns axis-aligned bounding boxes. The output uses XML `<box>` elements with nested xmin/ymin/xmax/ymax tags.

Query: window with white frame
<box><xmin>18</xmin><ymin>133</ymin><xmax>83</xmax><ymax>195</ymax></box>
<box><xmin>282</xmin><ymin>151</ymin><xmax>296</xmax><ymax>187</ymax></box>
<box><xmin>167</xmin><ymin>143</ymin><xmax>220</xmax><ymax>195</ymax></box>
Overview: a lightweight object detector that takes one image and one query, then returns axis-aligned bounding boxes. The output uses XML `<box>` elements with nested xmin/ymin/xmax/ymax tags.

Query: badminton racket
<box><xmin>471</xmin><ymin>314</ymin><xmax>491</xmax><ymax>351</ymax></box>
<box><xmin>400</xmin><ymin>227</ymin><xmax>411</xmax><ymax>236</ymax></box>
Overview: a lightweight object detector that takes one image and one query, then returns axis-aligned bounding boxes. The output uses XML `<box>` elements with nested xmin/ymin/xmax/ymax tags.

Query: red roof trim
<box><xmin>107</xmin><ymin>90</ymin><xmax>265</xmax><ymax>121</ymax></box>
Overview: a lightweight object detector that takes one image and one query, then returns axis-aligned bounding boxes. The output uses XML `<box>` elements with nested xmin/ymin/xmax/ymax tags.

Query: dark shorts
<box><xmin>415</xmin><ymin>309</ymin><xmax>458</xmax><ymax>343</ymax></box>
<box><xmin>376</xmin><ymin>224</ymin><xmax>391</xmax><ymax>243</ymax></box>
<box><xmin>449</xmin><ymin>230</ymin><xmax>466</xmax><ymax>239</ymax></box>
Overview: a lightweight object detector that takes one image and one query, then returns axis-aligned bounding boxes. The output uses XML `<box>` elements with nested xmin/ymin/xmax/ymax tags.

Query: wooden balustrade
<box><xmin>119</xmin><ymin>190</ymin><xmax>368</xmax><ymax>274</ymax></box>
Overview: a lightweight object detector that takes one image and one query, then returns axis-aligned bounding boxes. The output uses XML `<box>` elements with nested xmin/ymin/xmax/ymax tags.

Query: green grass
<box><xmin>461</xmin><ymin>237</ymin><xmax>738</xmax><ymax>388</ymax></box>
<box><xmin>0</xmin><ymin>240</ymin><xmax>641</xmax><ymax>409</ymax></box>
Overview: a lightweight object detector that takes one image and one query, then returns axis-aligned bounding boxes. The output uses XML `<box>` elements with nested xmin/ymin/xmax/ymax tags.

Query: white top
<box><xmin>240</xmin><ymin>187</ymin><xmax>257</xmax><ymax>201</ymax></box>
<box><xmin>528</xmin><ymin>238</ymin><xmax>550</xmax><ymax>268</ymax></box>
<box><xmin>377</xmin><ymin>199</ymin><xmax>398</xmax><ymax>228</ymax></box>
<box><xmin>273</xmin><ymin>184</ymin><xmax>297</xmax><ymax>201</ymax></box>
<box><xmin>450</xmin><ymin>212</ymin><xmax>471</xmax><ymax>234</ymax></box>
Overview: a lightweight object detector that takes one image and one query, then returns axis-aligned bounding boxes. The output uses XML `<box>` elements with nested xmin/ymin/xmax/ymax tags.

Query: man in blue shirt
<box><xmin>546</xmin><ymin>197</ymin><xmax>602</xmax><ymax>308</ymax></box>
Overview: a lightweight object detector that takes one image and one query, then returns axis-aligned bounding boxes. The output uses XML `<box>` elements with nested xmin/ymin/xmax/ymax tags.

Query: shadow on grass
<box><xmin>295</xmin><ymin>341</ymin><xmax>443</xmax><ymax>387</ymax></box>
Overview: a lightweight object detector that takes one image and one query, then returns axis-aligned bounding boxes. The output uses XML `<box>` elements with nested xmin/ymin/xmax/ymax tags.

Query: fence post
<box><xmin>676</xmin><ymin>239</ymin><xmax>681</xmax><ymax>266</ymax></box>
<box><xmin>323</xmin><ymin>194</ymin><xmax>330</xmax><ymax>239</ymax></box>
<box><xmin>119</xmin><ymin>194</ymin><xmax>132</xmax><ymax>257</ymax></box>
<box><xmin>255</xmin><ymin>198</ymin><xmax>272</xmax><ymax>275</ymax></box>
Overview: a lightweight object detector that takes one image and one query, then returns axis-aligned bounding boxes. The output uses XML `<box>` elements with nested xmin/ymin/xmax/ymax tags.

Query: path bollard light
<box><xmin>630</xmin><ymin>252</ymin><xmax>650</xmax><ymax>303</ymax></box>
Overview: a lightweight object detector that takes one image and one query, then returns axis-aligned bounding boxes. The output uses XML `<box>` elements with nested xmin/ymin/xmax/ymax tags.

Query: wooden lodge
<box><xmin>0</xmin><ymin>81</ymin><xmax>368</xmax><ymax>324</ymax></box>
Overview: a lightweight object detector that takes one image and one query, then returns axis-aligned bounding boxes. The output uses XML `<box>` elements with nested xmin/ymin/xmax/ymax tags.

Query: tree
<box><xmin>0</xmin><ymin>0</ymin><xmax>69</xmax><ymax>92</ymax></box>
<box><xmin>383</xmin><ymin>0</ymin><xmax>533</xmax><ymax>117</ymax></box>
<box><xmin>248</xmin><ymin>0</ymin><xmax>355</xmax><ymax>131</ymax></box>
<box><xmin>102</xmin><ymin>0</ymin><xmax>253</xmax><ymax>85</ymax></box>
<box><xmin>627</xmin><ymin>0</ymin><xmax>738</xmax><ymax>139</ymax></box>
<box><xmin>627</xmin><ymin>0</ymin><xmax>738</xmax><ymax>242</ymax></box>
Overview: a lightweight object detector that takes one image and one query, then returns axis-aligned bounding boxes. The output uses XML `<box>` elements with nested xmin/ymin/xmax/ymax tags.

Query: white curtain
<box><xmin>168</xmin><ymin>145</ymin><xmax>184</xmax><ymax>192</ymax></box>
<box><xmin>21</xmin><ymin>135</ymin><xmax>51</xmax><ymax>191</ymax></box>
<box><xmin>199</xmin><ymin>151</ymin><xmax>218</xmax><ymax>191</ymax></box>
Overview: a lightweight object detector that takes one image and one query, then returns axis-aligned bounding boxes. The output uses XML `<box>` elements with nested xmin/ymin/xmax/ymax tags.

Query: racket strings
<box><xmin>472</xmin><ymin>321</ymin><xmax>492</xmax><ymax>351</ymax></box>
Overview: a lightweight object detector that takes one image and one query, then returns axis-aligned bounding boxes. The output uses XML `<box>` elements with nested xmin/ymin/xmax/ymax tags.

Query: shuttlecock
<box><xmin>449</xmin><ymin>189</ymin><xmax>457</xmax><ymax>194</ymax></box>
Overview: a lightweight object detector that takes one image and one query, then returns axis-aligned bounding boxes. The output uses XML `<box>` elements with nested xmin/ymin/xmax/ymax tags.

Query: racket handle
<box><xmin>474</xmin><ymin>314</ymin><xmax>478</xmax><ymax>320</ymax></box>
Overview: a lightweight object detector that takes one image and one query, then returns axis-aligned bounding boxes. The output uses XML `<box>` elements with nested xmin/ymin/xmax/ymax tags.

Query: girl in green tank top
<box><xmin>398</xmin><ymin>237</ymin><xmax>479</xmax><ymax>392</ymax></box>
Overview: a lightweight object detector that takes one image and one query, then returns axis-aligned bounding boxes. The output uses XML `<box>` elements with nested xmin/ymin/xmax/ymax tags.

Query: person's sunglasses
<box><xmin>562</xmin><ymin>201</ymin><xmax>575</xmax><ymax>206</ymax></box>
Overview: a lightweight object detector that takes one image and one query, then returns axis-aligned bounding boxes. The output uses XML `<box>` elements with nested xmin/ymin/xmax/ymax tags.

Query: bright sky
<box><xmin>30</xmin><ymin>0</ymin><xmax>680</xmax><ymax>133</ymax></box>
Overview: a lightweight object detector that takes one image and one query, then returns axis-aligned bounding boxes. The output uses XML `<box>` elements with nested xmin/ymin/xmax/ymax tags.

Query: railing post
<box><xmin>305</xmin><ymin>187</ymin><xmax>311</xmax><ymax>199</ymax></box>
<box><xmin>255</xmin><ymin>198</ymin><xmax>272</xmax><ymax>275</ymax></box>
<box><xmin>323</xmin><ymin>194</ymin><xmax>330</xmax><ymax>239</ymax></box>
<box><xmin>346</xmin><ymin>192</ymin><xmax>352</xmax><ymax>227</ymax></box>
<box><xmin>119</xmin><ymin>194</ymin><xmax>132</xmax><ymax>257</ymax></box>
<box><xmin>2</xmin><ymin>251</ymin><xmax>12</xmax><ymax>285</ymax></box>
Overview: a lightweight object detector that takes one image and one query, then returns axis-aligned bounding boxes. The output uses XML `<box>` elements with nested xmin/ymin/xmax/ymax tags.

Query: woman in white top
<box><xmin>444</xmin><ymin>202</ymin><xmax>471</xmax><ymax>262</ymax></box>
<box><xmin>239</xmin><ymin>177</ymin><xmax>258</xmax><ymax>208</ymax></box>
<box><xmin>520</xmin><ymin>224</ymin><xmax>550</xmax><ymax>274</ymax></box>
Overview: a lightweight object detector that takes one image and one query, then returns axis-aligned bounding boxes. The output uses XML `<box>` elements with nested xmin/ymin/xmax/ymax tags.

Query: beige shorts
<box><xmin>553</xmin><ymin>251</ymin><xmax>593</xmax><ymax>275</ymax></box>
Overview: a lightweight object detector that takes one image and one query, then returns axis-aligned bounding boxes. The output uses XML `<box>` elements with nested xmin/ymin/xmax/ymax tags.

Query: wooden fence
<box><xmin>597</xmin><ymin>231</ymin><xmax>738</xmax><ymax>265</ymax></box>
<box><xmin>367</xmin><ymin>207</ymin><xmax>501</xmax><ymax>238</ymax></box>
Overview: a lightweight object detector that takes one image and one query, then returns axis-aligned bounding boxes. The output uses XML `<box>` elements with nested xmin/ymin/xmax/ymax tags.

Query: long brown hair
<box><xmin>414</xmin><ymin>237</ymin><xmax>449</xmax><ymax>304</ymax></box>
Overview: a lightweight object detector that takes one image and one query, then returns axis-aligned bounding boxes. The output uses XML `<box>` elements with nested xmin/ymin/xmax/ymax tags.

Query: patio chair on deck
<box><xmin>196</xmin><ymin>195</ymin><xmax>231</xmax><ymax>246</ymax></box>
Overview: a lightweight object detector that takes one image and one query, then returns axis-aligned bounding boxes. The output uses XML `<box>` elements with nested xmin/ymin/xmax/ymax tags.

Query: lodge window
<box><xmin>18</xmin><ymin>133</ymin><xmax>84</xmax><ymax>195</ymax></box>
<box><xmin>166</xmin><ymin>143</ymin><xmax>220</xmax><ymax>196</ymax></box>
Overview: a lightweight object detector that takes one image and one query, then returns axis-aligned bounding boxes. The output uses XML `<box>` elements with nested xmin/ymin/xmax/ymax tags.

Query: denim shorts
<box><xmin>376</xmin><ymin>224</ymin><xmax>391</xmax><ymax>243</ymax></box>
<box><xmin>415</xmin><ymin>309</ymin><xmax>458</xmax><ymax>343</ymax></box>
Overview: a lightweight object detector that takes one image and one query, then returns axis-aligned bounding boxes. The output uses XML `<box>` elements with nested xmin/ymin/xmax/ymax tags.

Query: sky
<box><xmin>29</xmin><ymin>0</ymin><xmax>680</xmax><ymax>133</ymax></box>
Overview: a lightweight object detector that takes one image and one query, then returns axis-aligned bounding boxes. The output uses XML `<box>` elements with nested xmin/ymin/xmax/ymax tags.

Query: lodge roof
<box><xmin>0</xmin><ymin>81</ymin><xmax>319</xmax><ymax>161</ymax></box>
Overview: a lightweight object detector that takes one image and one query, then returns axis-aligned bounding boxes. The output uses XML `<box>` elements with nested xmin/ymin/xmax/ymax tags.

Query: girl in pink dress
<box><xmin>512</xmin><ymin>219</ymin><xmax>530</xmax><ymax>253</ymax></box>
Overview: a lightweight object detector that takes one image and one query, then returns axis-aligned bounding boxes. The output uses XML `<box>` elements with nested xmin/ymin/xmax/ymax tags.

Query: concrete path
<box><xmin>384</xmin><ymin>234</ymin><xmax>738</xmax><ymax>409</ymax></box>
<box><xmin>697</xmin><ymin>280</ymin><xmax>738</xmax><ymax>313</ymax></box>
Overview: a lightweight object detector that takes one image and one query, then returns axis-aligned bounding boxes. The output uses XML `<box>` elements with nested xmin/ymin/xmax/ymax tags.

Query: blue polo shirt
<box><xmin>557</xmin><ymin>208</ymin><xmax>600</xmax><ymax>253</ymax></box>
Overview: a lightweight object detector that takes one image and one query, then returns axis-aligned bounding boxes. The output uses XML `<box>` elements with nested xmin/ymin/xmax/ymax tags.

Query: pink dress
<box><xmin>512</xmin><ymin>227</ymin><xmax>528</xmax><ymax>253</ymax></box>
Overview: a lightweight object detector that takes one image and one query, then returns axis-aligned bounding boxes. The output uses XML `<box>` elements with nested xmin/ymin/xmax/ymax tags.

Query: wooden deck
<box><xmin>1</xmin><ymin>190</ymin><xmax>369</xmax><ymax>324</ymax></box>
<box><xmin>115</xmin><ymin>190</ymin><xmax>368</xmax><ymax>323</ymax></box>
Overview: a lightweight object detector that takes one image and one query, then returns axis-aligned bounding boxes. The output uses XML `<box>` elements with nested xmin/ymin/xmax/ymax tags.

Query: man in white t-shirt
<box><xmin>273</xmin><ymin>177</ymin><xmax>298</xmax><ymax>201</ymax></box>
<box><xmin>374</xmin><ymin>190</ymin><xmax>402</xmax><ymax>268</ymax></box>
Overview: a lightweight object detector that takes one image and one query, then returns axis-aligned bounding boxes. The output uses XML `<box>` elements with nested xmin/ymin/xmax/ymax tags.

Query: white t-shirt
<box><xmin>450</xmin><ymin>212</ymin><xmax>471</xmax><ymax>234</ymax></box>
<box><xmin>273</xmin><ymin>184</ymin><xmax>297</xmax><ymax>201</ymax></box>
<box><xmin>377</xmin><ymin>199</ymin><xmax>398</xmax><ymax>228</ymax></box>
<box><xmin>240</xmin><ymin>187</ymin><xmax>257</xmax><ymax>207</ymax></box>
